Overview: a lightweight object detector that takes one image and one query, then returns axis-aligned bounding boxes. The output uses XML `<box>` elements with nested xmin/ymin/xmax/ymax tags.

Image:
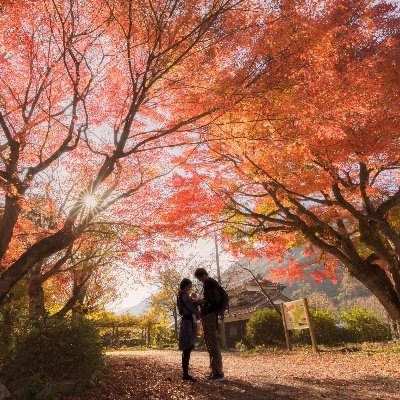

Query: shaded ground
<box><xmin>67</xmin><ymin>348</ymin><xmax>400</xmax><ymax>400</ymax></box>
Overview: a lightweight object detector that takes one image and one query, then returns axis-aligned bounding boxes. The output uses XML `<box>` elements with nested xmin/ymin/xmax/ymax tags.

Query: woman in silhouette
<box><xmin>177</xmin><ymin>278</ymin><xmax>200</xmax><ymax>381</ymax></box>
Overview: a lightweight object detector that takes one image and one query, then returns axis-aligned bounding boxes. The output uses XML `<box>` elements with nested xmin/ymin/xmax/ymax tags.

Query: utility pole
<box><xmin>214</xmin><ymin>232</ymin><xmax>227</xmax><ymax>350</ymax></box>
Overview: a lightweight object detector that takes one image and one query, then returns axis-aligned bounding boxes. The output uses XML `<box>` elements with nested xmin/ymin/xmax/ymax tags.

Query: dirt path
<box><xmin>67</xmin><ymin>349</ymin><xmax>400</xmax><ymax>400</ymax></box>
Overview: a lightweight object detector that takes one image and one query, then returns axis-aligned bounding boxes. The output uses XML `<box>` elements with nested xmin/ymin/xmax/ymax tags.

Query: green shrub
<box><xmin>235</xmin><ymin>340</ymin><xmax>247</xmax><ymax>352</ymax></box>
<box><xmin>295</xmin><ymin>309</ymin><xmax>341</xmax><ymax>345</ymax></box>
<box><xmin>0</xmin><ymin>286</ymin><xmax>30</xmax><ymax>364</ymax></box>
<box><xmin>340</xmin><ymin>308</ymin><xmax>391</xmax><ymax>342</ymax></box>
<box><xmin>246</xmin><ymin>308</ymin><xmax>285</xmax><ymax>347</ymax></box>
<box><xmin>4</xmin><ymin>315</ymin><xmax>104</xmax><ymax>382</ymax></box>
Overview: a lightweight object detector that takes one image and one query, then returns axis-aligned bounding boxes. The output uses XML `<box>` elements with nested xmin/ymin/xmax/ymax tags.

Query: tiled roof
<box><xmin>226</xmin><ymin>274</ymin><xmax>286</xmax><ymax>292</ymax></box>
<box><xmin>227</xmin><ymin>290</ymin><xmax>291</xmax><ymax>316</ymax></box>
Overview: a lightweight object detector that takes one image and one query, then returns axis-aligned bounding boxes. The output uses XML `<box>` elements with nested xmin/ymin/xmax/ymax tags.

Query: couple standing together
<box><xmin>177</xmin><ymin>268</ymin><xmax>227</xmax><ymax>382</ymax></box>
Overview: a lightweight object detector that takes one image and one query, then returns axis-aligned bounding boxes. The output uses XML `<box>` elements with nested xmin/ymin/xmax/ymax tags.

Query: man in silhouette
<box><xmin>194</xmin><ymin>267</ymin><xmax>224</xmax><ymax>381</ymax></box>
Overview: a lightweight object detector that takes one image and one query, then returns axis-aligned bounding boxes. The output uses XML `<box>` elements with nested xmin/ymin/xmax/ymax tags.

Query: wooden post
<box><xmin>281</xmin><ymin>303</ymin><xmax>292</xmax><ymax>351</ymax></box>
<box><xmin>303</xmin><ymin>298</ymin><xmax>318</xmax><ymax>352</ymax></box>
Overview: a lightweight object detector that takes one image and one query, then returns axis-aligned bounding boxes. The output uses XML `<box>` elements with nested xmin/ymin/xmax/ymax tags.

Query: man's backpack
<box><xmin>216</xmin><ymin>285</ymin><xmax>229</xmax><ymax>317</ymax></box>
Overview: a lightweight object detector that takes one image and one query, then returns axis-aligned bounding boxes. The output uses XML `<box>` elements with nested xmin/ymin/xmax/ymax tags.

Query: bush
<box><xmin>246</xmin><ymin>308</ymin><xmax>285</xmax><ymax>347</ymax></box>
<box><xmin>4</xmin><ymin>315</ymin><xmax>104</xmax><ymax>383</ymax></box>
<box><xmin>0</xmin><ymin>286</ymin><xmax>30</xmax><ymax>364</ymax></box>
<box><xmin>340</xmin><ymin>308</ymin><xmax>391</xmax><ymax>343</ymax></box>
<box><xmin>235</xmin><ymin>340</ymin><xmax>247</xmax><ymax>352</ymax></box>
<box><xmin>295</xmin><ymin>309</ymin><xmax>341</xmax><ymax>345</ymax></box>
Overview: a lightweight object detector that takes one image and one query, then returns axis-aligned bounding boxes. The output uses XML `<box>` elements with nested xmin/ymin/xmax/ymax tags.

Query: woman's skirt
<box><xmin>179</xmin><ymin>318</ymin><xmax>197</xmax><ymax>351</ymax></box>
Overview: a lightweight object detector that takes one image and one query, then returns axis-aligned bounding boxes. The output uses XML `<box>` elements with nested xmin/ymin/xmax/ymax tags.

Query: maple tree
<box><xmin>0</xmin><ymin>0</ymin><xmax>247</xmax><ymax>304</ymax></box>
<box><xmin>184</xmin><ymin>0</ymin><xmax>400</xmax><ymax>328</ymax></box>
<box><xmin>2</xmin><ymin>0</ymin><xmax>398</xmax><ymax>337</ymax></box>
<box><xmin>12</xmin><ymin>190</ymin><xmax>138</xmax><ymax>318</ymax></box>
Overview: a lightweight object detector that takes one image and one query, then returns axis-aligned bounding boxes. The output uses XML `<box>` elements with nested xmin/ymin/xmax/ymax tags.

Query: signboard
<box><xmin>282</xmin><ymin>299</ymin><xmax>309</xmax><ymax>330</ymax></box>
<box><xmin>281</xmin><ymin>298</ymin><xmax>318</xmax><ymax>352</ymax></box>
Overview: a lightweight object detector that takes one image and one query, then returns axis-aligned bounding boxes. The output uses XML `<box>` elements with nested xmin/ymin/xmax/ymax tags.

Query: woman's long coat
<box><xmin>178</xmin><ymin>292</ymin><xmax>198</xmax><ymax>350</ymax></box>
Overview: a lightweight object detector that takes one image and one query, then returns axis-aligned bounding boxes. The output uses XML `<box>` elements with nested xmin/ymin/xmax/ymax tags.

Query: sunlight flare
<box><xmin>84</xmin><ymin>194</ymin><xmax>98</xmax><ymax>209</ymax></box>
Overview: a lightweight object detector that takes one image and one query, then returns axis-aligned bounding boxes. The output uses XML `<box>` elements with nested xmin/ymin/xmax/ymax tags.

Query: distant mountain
<box><xmin>222</xmin><ymin>254</ymin><xmax>342</xmax><ymax>300</ymax></box>
<box><xmin>117</xmin><ymin>297</ymin><xmax>152</xmax><ymax>316</ymax></box>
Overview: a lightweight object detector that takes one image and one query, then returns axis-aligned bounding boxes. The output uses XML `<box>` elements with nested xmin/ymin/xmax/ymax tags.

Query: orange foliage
<box><xmin>173</xmin><ymin>0</ymin><xmax>400</xmax><ymax>320</ymax></box>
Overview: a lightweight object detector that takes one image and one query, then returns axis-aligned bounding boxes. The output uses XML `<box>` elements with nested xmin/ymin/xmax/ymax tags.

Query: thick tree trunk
<box><xmin>28</xmin><ymin>265</ymin><xmax>46</xmax><ymax>319</ymax></box>
<box><xmin>55</xmin><ymin>273</ymin><xmax>90</xmax><ymax>317</ymax></box>
<box><xmin>56</xmin><ymin>292</ymin><xmax>80</xmax><ymax>317</ymax></box>
<box><xmin>0</xmin><ymin>227</ymin><xmax>77</xmax><ymax>305</ymax></box>
<box><xmin>389</xmin><ymin>320</ymin><xmax>400</xmax><ymax>340</ymax></box>
<box><xmin>0</xmin><ymin>196</ymin><xmax>22</xmax><ymax>264</ymax></box>
<box><xmin>72</xmin><ymin>289</ymin><xmax>89</xmax><ymax>316</ymax></box>
<box><xmin>302</xmin><ymin>221</ymin><xmax>400</xmax><ymax>329</ymax></box>
<box><xmin>359</xmin><ymin>222</ymin><xmax>400</xmax><ymax>300</ymax></box>
<box><xmin>347</xmin><ymin>261</ymin><xmax>400</xmax><ymax>325</ymax></box>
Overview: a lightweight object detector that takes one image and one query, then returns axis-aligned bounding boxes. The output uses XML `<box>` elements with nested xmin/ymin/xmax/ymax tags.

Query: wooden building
<box><xmin>223</xmin><ymin>276</ymin><xmax>291</xmax><ymax>348</ymax></box>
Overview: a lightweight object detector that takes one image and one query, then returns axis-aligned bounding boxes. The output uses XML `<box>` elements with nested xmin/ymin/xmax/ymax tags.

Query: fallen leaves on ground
<box><xmin>66</xmin><ymin>348</ymin><xmax>400</xmax><ymax>400</ymax></box>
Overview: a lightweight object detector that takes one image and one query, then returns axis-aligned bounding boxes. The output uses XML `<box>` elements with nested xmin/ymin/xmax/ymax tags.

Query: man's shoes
<box><xmin>208</xmin><ymin>374</ymin><xmax>225</xmax><ymax>382</ymax></box>
<box><xmin>182</xmin><ymin>374</ymin><xmax>197</xmax><ymax>382</ymax></box>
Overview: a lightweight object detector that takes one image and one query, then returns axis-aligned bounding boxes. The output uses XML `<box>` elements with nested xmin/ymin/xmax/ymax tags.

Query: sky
<box><xmin>108</xmin><ymin>236</ymin><xmax>234</xmax><ymax>311</ymax></box>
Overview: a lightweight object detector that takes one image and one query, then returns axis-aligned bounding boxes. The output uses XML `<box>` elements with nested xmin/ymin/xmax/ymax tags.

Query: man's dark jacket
<box><xmin>201</xmin><ymin>277</ymin><xmax>221</xmax><ymax>317</ymax></box>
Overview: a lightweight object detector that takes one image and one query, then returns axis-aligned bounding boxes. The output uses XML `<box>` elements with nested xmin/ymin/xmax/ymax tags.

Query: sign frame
<box><xmin>281</xmin><ymin>298</ymin><xmax>318</xmax><ymax>352</ymax></box>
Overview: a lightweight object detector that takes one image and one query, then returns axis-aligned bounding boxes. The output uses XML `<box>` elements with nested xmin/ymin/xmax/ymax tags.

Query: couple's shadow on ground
<box><xmin>188</xmin><ymin>378</ymin><xmax>298</xmax><ymax>400</ymax></box>
<box><xmin>186</xmin><ymin>375</ymin><xmax>400</xmax><ymax>400</ymax></box>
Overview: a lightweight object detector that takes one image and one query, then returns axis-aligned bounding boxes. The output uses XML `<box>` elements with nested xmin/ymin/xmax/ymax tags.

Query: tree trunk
<box><xmin>112</xmin><ymin>326</ymin><xmax>116</xmax><ymax>347</ymax></box>
<box><xmin>73</xmin><ymin>286</ymin><xmax>89</xmax><ymax>316</ymax></box>
<box><xmin>28</xmin><ymin>264</ymin><xmax>46</xmax><ymax>319</ymax></box>
<box><xmin>147</xmin><ymin>325</ymin><xmax>151</xmax><ymax>348</ymax></box>
<box><xmin>0</xmin><ymin>195</ymin><xmax>22</xmax><ymax>264</ymax></box>
<box><xmin>347</xmin><ymin>261</ymin><xmax>400</xmax><ymax>326</ymax></box>
<box><xmin>301</xmin><ymin>218</ymin><xmax>400</xmax><ymax>329</ymax></box>
<box><xmin>389</xmin><ymin>319</ymin><xmax>400</xmax><ymax>340</ymax></box>
<box><xmin>0</xmin><ymin>227</ymin><xmax>77</xmax><ymax>305</ymax></box>
<box><xmin>55</xmin><ymin>273</ymin><xmax>91</xmax><ymax>317</ymax></box>
<box><xmin>115</xmin><ymin>327</ymin><xmax>120</xmax><ymax>348</ymax></box>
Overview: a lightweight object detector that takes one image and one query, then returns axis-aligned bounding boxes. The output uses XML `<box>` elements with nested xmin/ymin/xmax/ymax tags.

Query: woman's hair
<box><xmin>179</xmin><ymin>278</ymin><xmax>192</xmax><ymax>290</ymax></box>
